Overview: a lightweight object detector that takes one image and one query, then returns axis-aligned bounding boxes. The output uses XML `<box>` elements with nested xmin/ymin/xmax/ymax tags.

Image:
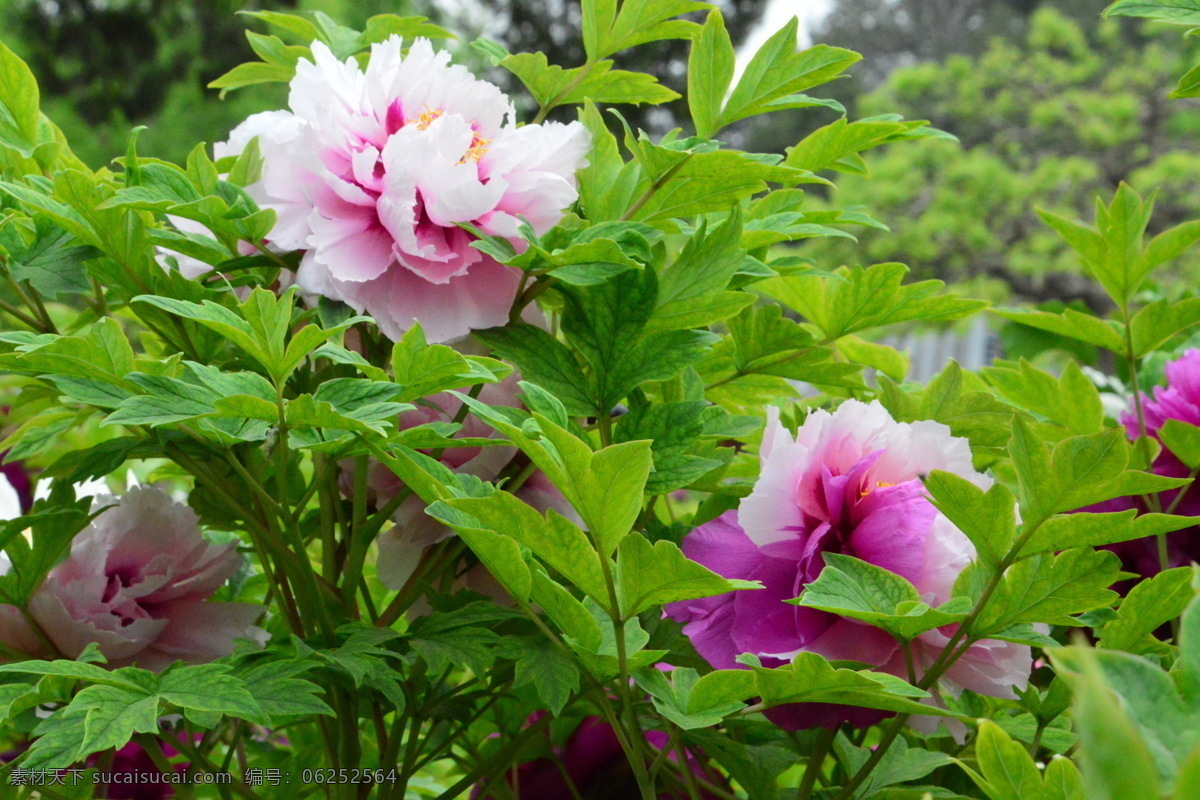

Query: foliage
<box><xmin>0</xmin><ymin>1</ymin><xmax>1197</xmax><ymax>799</ymax></box>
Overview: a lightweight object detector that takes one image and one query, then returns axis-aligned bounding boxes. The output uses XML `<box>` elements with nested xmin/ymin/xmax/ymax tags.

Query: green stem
<box><xmin>0</xmin><ymin>296</ymin><xmax>44</xmax><ymax>330</ymax></box>
<box><xmin>797</xmin><ymin>726</ymin><xmax>837</xmax><ymax>800</ymax></box>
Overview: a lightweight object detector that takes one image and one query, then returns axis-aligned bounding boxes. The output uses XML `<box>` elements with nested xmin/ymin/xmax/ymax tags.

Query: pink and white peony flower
<box><xmin>27</xmin><ymin>487</ymin><xmax>267</xmax><ymax>669</ymax></box>
<box><xmin>666</xmin><ymin>400</ymin><xmax>1033</xmax><ymax>730</ymax></box>
<box><xmin>236</xmin><ymin>37</ymin><xmax>590</xmax><ymax>343</ymax></box>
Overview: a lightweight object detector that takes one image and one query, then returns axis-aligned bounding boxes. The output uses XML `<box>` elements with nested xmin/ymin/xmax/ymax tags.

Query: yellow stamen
<box><xmin>412</xmin><ymin>105</ymin><xmax>490</xmax><ymax>163</ymax></box>
<box><xmin>460</xmin><ymin>136</ymin><xmax>491</xmax><ymax>164</ymax></box>
<box><xmin>414</xmin><ymin>105</ymin><xmax>443</xmax><ymax>130</ymax></box>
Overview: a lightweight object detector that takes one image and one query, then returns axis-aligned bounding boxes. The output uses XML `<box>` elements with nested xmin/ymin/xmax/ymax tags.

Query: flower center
<box><xmin>859</xmin><ymin>481</ymin><xmax>895</xmax><ymax>499</ymax></box>
<box><xmin>414</xmin><ymin>105</ymin><xmax>443</xmax><ymax>130</ymax></box>
<box><xmin>411</xmin><ymin>105</ymin><xmax>491</xmax><ymax>163</ymax></box>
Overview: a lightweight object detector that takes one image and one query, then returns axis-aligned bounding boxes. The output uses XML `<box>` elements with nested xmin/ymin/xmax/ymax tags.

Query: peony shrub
<box><xmin>0</xmin><ymin>1</ymin><xmax>1197</xmax><ymax>798</ymax></box>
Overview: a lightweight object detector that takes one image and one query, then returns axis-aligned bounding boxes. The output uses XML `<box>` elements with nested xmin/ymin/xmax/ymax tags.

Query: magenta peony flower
<box><xmin>1091</xmin><ymin>349</ymin><xmax>1200</xmax><ymax>578</ymax></box>
<box><xmin>26</xmin><ymin>487</ymin><xmax>268</xmax><ymax>669</ymax></box>
<box><xmin>236</xmin><ymin>37</ymin><xmax>590</xmax><ymax>343</ymax></box>
<box><xmin>487</xmin><ymin>715</ymin><xmax>721</xmax><ymax>800</ymax></box>
<box><xmin>666</xmin><ymin>400</ymin><xmax>1032</xmax><ymax>730</ymax></box>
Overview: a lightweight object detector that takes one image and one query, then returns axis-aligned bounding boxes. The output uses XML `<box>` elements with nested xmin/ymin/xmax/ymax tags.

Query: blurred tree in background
<box><xmin>790</xmin><ymin>8</ymin><xmax>1200</xmax><ymax>309</ymax></box>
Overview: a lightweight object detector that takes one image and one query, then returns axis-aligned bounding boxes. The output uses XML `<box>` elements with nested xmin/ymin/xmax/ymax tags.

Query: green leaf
<box><xmin>284</xmin><ymin>393</ymin><xmax>396</xmax><ymax>436</ymax></box>
<box><xmin>1039</xmin><ymin>185</ymin><xmax>1158</xmax><ymax>310</ymax></box>
<box><xmin>924</xmin><ymin>471</ymin><xmax>1016</xmax><ymax>567</ymax></box>
<box><xmin>632</xmin><ymin>150</ymin><xmax>809</xmax><ymax>221</ymax></box>
<box><xmin>1044</xmin><ymin>756</ymin><xmax>1085</xmax><ymax>800</ymax></box>
<box><xmin>531</xmin><ymin>568</ymin><xmax>602</xmax><ymax>652</ymax></box>
<box><xmin>1174</xmin><ymin>748</ymin><xmax>1200</xmax><ymax>800</ymax></box>
<box><xmin>441</xmin><ymin>493</ymin><xmax>608</xmax><ymax>602</ymax></box>
<box><xmin>0</xmin><ymin>659</ymin><xmax>145</xmax><ymax>691</ymax></box>
<box><xmin>635</xmin><ymin>666</ymin><xmax>748</xmax><ymax>729</ymax></box>
<box><xmin>561</xmin><ymin>269</ymin><xmax>716</xmax><ymax>412</ymax></box>
<box><xmin>1010</xmin><ymin>420</ymin><xmax>1135</xmax><ymax>524</ymax></box>
<box><xmin>616</xmin><ymin>533</ymin><xmax>751</xmax><ymax>618</ymax></box>
<box><xmin>359</xmin><ymin>14</ymin><xmax>455</xmax><ymax>44</ymax></box>
<box><xmin>993</xmin><ymin>307</ymin><xmax>1126</xmax><ymax>353</ymax></box>
<box><xmin>973</xmin><ymin>548</ymin><xmax>1122</xmax><ymax>634</ymax></box>
<box><xmin>409</xmin><ymin>616</ymin><xmax>501</xmax><ymax>675</ymax></box>
<box><xmin>70</xmin><ymin>685</ymin><xmax>160</xmax><ymax>761</ymax></box>
<box><xmin>1099</xmin><ymin>567</ymin><xmax>1195</xmax><ymax>652</ymax></box>
<box><xmin>1177</xmin><ymin>596</ymin><xmax>1200</xmax><ymax>702</ymax></box>
<box><xmin>793</xmin><ymin>553</ymin><xmax>971</xmax><ymax>641</ymax></box>
<box><xmin>615</xmin><ymin>400</ymin><xmax>725</xmax><ymax>494</ymax></box>
<box><xmin>445</xmin><ymin>397</ymin><xmax>650</xmax><ymax>558</ymax></box>
<box><xmin>133</xmin><ymin>294</ymin><xmax>264</xmax><ymax>365</ymax></box>
<box><xmin>1105</xmin><ymin>0</ymin><xmax>1200</xmax><ymax>25</ymax></box>
<box><xmin>475</xmin><ymin>324</ymin><xmax>593</xmax><ymax>416</ymax></box>
<box><xmin>236</xmin><ymin>660</ymin><xmax>335</xmax><ymax>722</ymax></box>
<box><xmin>104</xmin><ymin>374</ymin><xmax>223</xmax><ymax>428</ymax></box>
<box><xmin>577</xmin><ymin>101</ymin><xmax>642</xmax><ymax>223</ymax></box>
<box><xmin>982</xmin><ymin>360</ymin><xmax>1103</xmax><ymax>435</ymax></box>
<box><xmin>393</xmin><ymin>323</ymin><xmax>507</xmax><ymax>402</ymax></box>
<box><xmin>7</xmin><ymin>226</ymin><xmax>98</xmax><ymax>300</ymax></box>
<box><xmin>721</xmin><ymin>20</ymin><xmax>860</xmax><ymax>129</ymax></box>
<box><xmin>1161</xmin><ymin>419</ymin><xmax>1200</xmax><ymax>469</ymax></box>
<box><xmin>584</xmin><ymin>441</ymin><xmax>654</xmax><ymax>557</ymax></box>
<box><xmin>586</xmin><ymin>0</ymin><xmax>706</xmax><ymax>60</ymax></box>
<box><xmin>239</xmin><ymin>10</ymin><xmax>325</xmax><ymax>44</ymax></box>
<box><xmin>762</xmin><ymin>263</ymin><xmax>986</xmax><ymax>340</ymax></box>
<box><xmin>503</xmin><ymin>53</ymin><xmax>679</xmax><ymax>110</ymax></box>
<box><xmin>0</xmin><ymin>40</ymin><xmax>40</xmax><ymax>150</ymax></box>
<box><xmin>972</xmin><ymin>720</ymin><xmax>1045</xmax><ymax>800</ymax></box>
<box><xmin>159</xmin><ymin>664</ymin><xmax>264</xmax><ymax>725</ymax></box>
<box><xmin>687</xmin><ymin>10</ymin><xmax>736</xmax><ymax>138</ymax></box>
<box><xmin>786</xmin><ymin>118</ymin><xmax>934</xmax><ymax>175</ymax></box>
<box><xmin>650</xmin><ymin>209</ymin><xmax>745</xmax><ymax>328</ymax></box>
<box><xmin>429</xmin><ymin>500</ymin><xmax>534</xmax><ymax>603</ymax></box>
<box><xmin>751</xmin><ymin>652</ymin><xmax>951</xmax><ymax>717</ymax></box>
<box><xmin>1052</xmin><ymin>645</ymin><xmax>1187</xmax><ymax>791</ymax></box>
<box><xmin>1172</xmin><ymin>62</ymin><xmax>1200</xmax><ymax>98</ymax></box>
<box><xmin>1130</xmin><ymin>297</ymin><xmax>1200</xmax><ymax>358</ymax></box>
<box><xmin>1020</xmin><ymin>511</ymin><xmax>1197</xmax><ymax>559</ymax></box>
<box><xmin>511</xmin><ymin>640</ymin><xmax>579</xmax><ymax>716</ymax></box>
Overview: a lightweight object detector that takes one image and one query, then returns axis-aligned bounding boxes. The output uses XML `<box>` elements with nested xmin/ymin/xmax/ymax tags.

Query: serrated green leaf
<box><xmin>616</xmin><ymin>533</ymin><xmax>751</xmax><ymax>618</ymax></box>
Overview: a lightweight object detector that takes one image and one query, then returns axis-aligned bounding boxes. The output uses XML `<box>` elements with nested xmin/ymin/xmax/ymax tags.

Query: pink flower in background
<box><xmin>27</xmin><ymin>487</ymin><xmax>267</xmax><ymax>669</ymax></box>
<box><xmin>666</xmin><ymin>400</ymin><xmax>1033</xmax><ymax>730</ymax></box>
<box><xmin>92</xmin><ymin>740</ymin><xmax>187</xmax><ymax>800</ymax></box>
<box><xmin>484</xmin><ymin>715</ymin><xmax>721</xmax><ymax>800</ymax></box>
<box><xmin>368</xmin><ymin>376</ymin><xmax>581</xmax><ymax>589</ymax></box>
<box><xmin>0</xmin><ymin>457</ymin><xmax>32</xmax><ymax>514</ymax></box>
<box><xmin>0</xmin><ymin>473</ymin><xmax>44</xmax><ymax>657</ymax></box>
<box><xmin>237</xmin><ymin>36</ymin><xmax>590</xmax><ymax>343</ymax></box>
